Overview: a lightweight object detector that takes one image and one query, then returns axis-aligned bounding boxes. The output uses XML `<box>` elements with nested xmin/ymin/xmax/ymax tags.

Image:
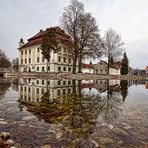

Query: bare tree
<box><xmin>77</xmin><ymin>12</ymin><xmax>101</xmax><ymax>72</ymax></box>
<box><xmin>60</xmin><ymin>0</ymin><xmax>101</xmax><ymax>73</ymax></box>
<box><xmin>101</xmin><ymin>28</ymin><xmax>125</xmax><ymax>74</ymax></box>
<box><xmin>0</xmin><ymin>49</ymin><xmax>11</xmax><ymax>68</ymax></box>
<box><xmin>12</xmin><ymin>58</ymin><xmax>19</xmax><ymax>72</ymax></box>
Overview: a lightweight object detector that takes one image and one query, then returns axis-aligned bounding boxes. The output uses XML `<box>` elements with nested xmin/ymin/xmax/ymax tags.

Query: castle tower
<box><xmin>19</xmin><ymin>37</ymin><xmax>24</xmax><ymax>48</ymax></box>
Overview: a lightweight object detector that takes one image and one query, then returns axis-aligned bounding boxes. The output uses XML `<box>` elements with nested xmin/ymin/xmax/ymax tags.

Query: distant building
<box><xmin>146</xmin><ymin>66</ymin><xmax>148</xmax><ymax>75</ymax></box>
<box><xmin>82</xmin><ymin>63</ymin><xmax>94</xmax><ymax>74</ymax></box>
<box><xmin>18</xmin><ymin>26</ymin><xmax>78</xmax><ymax>73</ymax></box>
<box><xmin>94</xmin><ymin>60</ymin><xmax>121</xmax><ymax>75</ymax></box>
<box><xmin>130</xmin><ymin>68</ymin><xmax>146</xmax><ymax>76</ymax></box>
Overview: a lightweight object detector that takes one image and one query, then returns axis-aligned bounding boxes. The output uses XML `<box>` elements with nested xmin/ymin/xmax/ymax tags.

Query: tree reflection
<box><xmin>121</xmin><ymin>80</ymin><xmax>128</xmax><ymax>102</ymax></box>
<box><xmin>18</xmin><ymin>78</ymin><xmax>129</xmax><ymax>146</ymax></box>
<box><xmin>0</xmin><ymin>79</ymin><xmax>11</xmax><ymax>100</ymax></box>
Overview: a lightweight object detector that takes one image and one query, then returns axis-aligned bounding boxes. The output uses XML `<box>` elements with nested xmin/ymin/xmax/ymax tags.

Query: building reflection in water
<box><xmin>18</xmin><ymin>78</ymin><xmax>129</xmax><ymax>123</ymax></box>
<box><xmin>17</xmin><ymin>78</ymin><xmax>131</xmax><ymax>146</ymax></box>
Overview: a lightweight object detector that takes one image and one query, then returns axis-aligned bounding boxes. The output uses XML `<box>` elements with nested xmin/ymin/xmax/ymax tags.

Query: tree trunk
<box><xmin>72</xmin><ymin>55</ymin><xmax>77</xmax><ymax>74</ymax></box>
<box><xmin>78</xmin><ymin>52</ymin><xmax>82</xmax><ymax>72</ymax></box>
<box><xmin>46</xmin><ymin>60</ymin><xmax>49</xmax><ymax>72</ymax></box>
<box><xmin>108</xmin><ymin>56</ymin><xmax>110</xmax><ymax>75</ymax></box>
<box><xmin>78</xmin><ymin>80</ymin><xmax>82</xmax><ymax>97</ymax></box>
<box><xmin>72</xmin><ymin>80</ymin><xmax>76</xmax><ymax>96</ymax></box>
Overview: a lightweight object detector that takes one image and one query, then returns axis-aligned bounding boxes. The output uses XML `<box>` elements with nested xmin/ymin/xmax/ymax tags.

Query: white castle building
<box><xmin>18</xmin><ymin>26</ymin><xmax>78</xmax><ymax>72</ymax></box>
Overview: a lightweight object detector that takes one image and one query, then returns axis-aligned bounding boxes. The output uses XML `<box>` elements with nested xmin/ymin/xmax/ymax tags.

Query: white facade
<box><xmin>82</xmin><ymin>68</ymin><xmax>93</xmax><ymax>74</ymax></box>
<box><xmin>18</xmin><ymin>27</ymin><xmax>79</xmax><ymax>73</ymax></box>
<box><xmin>18</xmin><ymin>44</ymin><xmax>76</xmax><ymax>73</ymax></box>
<box><xmin>94</xmin><ymin>60</ymin><xmax>121</xmax><ymax>75</ymax></box>
<box><xmin>109</xmin><ymin>67</ymin><xmax>121</xmax><ymax>75</ymax></box>
<box><xmin>18</xmin><ymin>78</ymin><xmax>78</xmax><ymax>103</ymax></box>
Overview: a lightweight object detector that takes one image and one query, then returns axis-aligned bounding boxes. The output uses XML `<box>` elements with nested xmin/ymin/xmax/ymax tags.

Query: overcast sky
<box><xmin>0</xmin><ymin>0</ymin><xmax>148</xmax><ymax>69</ymax></box>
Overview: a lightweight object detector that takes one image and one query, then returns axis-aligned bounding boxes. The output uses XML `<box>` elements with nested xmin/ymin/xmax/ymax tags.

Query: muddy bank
<box><xmin>4</xmin><ymin>72</ymin><xmax>147</xmax><ymax>80</ymax></box>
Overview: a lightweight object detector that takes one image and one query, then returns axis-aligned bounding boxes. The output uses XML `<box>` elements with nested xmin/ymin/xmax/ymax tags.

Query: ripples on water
<box><xmin>0</xmin><ymin>78</ymin><xmax>148</xmax><ymax>147</ymax></box>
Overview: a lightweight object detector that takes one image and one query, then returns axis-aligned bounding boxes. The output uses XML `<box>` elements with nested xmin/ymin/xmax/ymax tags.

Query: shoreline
<box><xmin>4</xmin><ymin>72</ymin><xmax>148</xmax><ymax>80</ymax></box>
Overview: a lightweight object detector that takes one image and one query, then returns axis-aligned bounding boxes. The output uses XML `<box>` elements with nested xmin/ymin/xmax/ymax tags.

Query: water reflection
<box><xmin>0</xmin><ymin>78</ymin><xmax>11</xmax><ymax>100</ymax></box>
<box><xmin>1</xmin><ymin>78</ymin><xmax>148</xmax><ymax>147</ymax></box>
<box><xmin>18</xmin><ymin>79</ymin><xmax>129</xmax><ymax>124</ymax></box>
<box><xmin>16</xmin><ymin>79</ymin><xmax>131</xmax><ymax>146</ymax></box>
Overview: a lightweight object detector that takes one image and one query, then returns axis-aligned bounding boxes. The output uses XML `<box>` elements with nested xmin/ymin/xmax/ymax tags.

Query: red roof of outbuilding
<box><xmin>82</xmin><ymin>63</ymin><xmax>94</xmax><ymax>69</ymax></box>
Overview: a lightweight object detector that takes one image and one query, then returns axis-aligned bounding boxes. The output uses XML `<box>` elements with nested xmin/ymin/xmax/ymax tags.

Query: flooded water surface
<box><xmin>0</xmin><ymin>78</ymin><xmax>148</xmax><ymax>147</ymax></box>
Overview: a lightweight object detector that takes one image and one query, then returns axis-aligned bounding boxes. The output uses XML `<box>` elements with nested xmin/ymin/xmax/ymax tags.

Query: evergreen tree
<box><xmin>41</xmin><ymin>28</ymin><xmax>59</xmax><ymax>72</ymax></box>
<box><xmin>121</xmin><ymin>52</ymin><xmax>129</xmax><ymax>75</ymax></box>
<box><xmin>120</xmin><ymin>80</ymin><xmax>128</xmax><ymax>102</ymax></box>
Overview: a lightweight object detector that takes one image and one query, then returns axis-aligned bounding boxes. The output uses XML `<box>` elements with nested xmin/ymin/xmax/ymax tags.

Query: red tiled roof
<box><xmin>82</xmin><ymin>63</ymin><xmax>94</xmax><ymax>69</ymax></box>
<box><xmin>20</xmin><ymin>26</ymin><xmax>71</xmax><ymax>49</ymax></box>
<box><xmin>81</xmin><ymin>83</ymin><xmax>94</xmax><ymax>89</ymax></box>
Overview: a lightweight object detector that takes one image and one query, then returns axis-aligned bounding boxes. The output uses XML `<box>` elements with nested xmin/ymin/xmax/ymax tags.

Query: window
<box><xmin>28</xmin><ymin>97</ymin><xmax>31</xmax><ymax>101</ymax></box>
<box><xmin>48</xmin><ymin>66</ymin><xmax>50</xmax><ymax>71</ymax></box>
<box><xmin>63</xmin><ymin>48</ymin><xmax>66</xmax><ymax>52</ymax></box>
<box><xmin>21</xmin><ymin>59</ymin><xmax>23</xmax><ymax>64</ymax></box>
<box><xmin>29</xmin><ymin>58</ymin><xmax>31</xmax><ymax>63</ymax></box>
<box><xmin>37</xmin><ymin>57</ymin><xmax>39</xmax><ymax>63</ymax></box>
<box><xmin>68</xmin><ymin>81</ymin><xmax>71</xmax><ymax>85</ymax></box>
<box><xmin>25</xmin><ymin>50</ymin><xmax>27</xmax><ymax>55</ymax></box>
<box><xmin>68</xmin><ymin>58</ymin><xmax>71</xmax><ymax>63</ymax></box>
<box><xmin>63</xmin><ymin>81</ymin><xmax>66</xmax><ymax>85</ymax></box>
<box><xmin>25</xmin><ymin>58</ymin><xmax>27</xmax><ymax>64</ymax></box>
<box><xmin>42</xmin><ymin>66</ymin><xmax>44</xmax><ymax>71</ymax></box>
<box><xmin>96</xmin><ymin>69</ymin><xmax>98</xmax><ymax>74</ymax></box>
<box><xmin>21</xmin><ymin>51</ymin><xmax>23</xmax><ymax>55</ymax></box>
<box><xmin>57</xmin><ymin>90</ymin><xmax>61</xmax><ymax>96</ymax></box>
<box><xmin>63</xmin><ymin>67</ymin><xmax>66</xmax><ymax>71</ymax></box>
<box><xmin>37</xmin><ymin>67</ymin><xmax>39</xmax><ymax>71</ymax></box>
<box><xmin>58</xmin><ymin>56</ymin><xmax>61</xmax><ymax>62</ymax></box>
<box><xmin>24</xmin><ymin>87</ymin><xmax>26</xmax><ymax>92</ymax></box>
<box><xmin>63</xmin><ymin>89</ymin><xmax>66</xmax><ymax>95</ymax></box>
<box><xmin>21</xmin><ymin>86</ymin><xmax>23</xmax><ymax>91</ymax></box>
<box><xmin>68</xmin><ymin>88</ymin><xmax>71</xmax><ymax>93</ymax></box>
<box><xmin>37</xmin><ymin>98</ymin><xmax>39</xmax><ymax>103</ymax></box>
<box><xmin>28</xmin><ymin>87</ymin><xmax>30</xmax><ymax>93</ymax></box>
<box><xmin>37</xmin><ymin>48</ymin><xmax>40</xmax><ymax>52</ymax></box>
<box><xmin>42</xmin><ymin>57</ymin><xmax>44</xmax><ymax>63</ymax></box>
<box><xmin>42</xmin><ymin>80</ymin><xmax>44</xmax><ymax>85</ymax></box>
<box><xmin>100</xmin><ymin>69</ymin><xmax>102</xmax><ymax>73</ymax></box>
<box><xmin>63</xmin><ymin>57</ymin><xmax>66</xmax><ymax>63</ymax></box>
<box><xmin>100</xmin><ymin>62</ymin><xmax>102</xmax><ymax>65</ymax></box>
<box><xmin>37</xmin><ymin>80</ymin><xmax>39</xmax><ymax>84</ymax></box>
<box><xmin>69</xmin><ymin>67</ymin><xmax>71</xmax><ymax>72</ymax></box>
<box><xmin>58</xmin><ymin>66</ymin><xmax>61</xmax><ymax>72</ymax></box>
<box><xmin>29</xmin><ymin>49</ymin><xmax>31</xmax><ymax>54</ymax></box>
<box><xmin>32</xmin><ymin>66</ymin><xmax>35</xmax><ymax>69</ymax></box>
<box><xmin>58</xmin><ymin>80</ymin><xmax>61</xmax><ymax>85</ymax></box>
<box><xmin>36</xmin><ymin>88</ymin><xmax>39</xmax><ymax>94</ymax></box>
<box><xmin>42</xmin><ymin>89</ymin><xmax>44</xmax><ymax>94</ymax></box>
